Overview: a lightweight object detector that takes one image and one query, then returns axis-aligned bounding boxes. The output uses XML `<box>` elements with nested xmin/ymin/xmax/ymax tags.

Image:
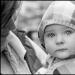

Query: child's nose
<box><xmin>55</xmin><ymin>34</ymin><xmax>65</xmax><ymax>45</ymax></box>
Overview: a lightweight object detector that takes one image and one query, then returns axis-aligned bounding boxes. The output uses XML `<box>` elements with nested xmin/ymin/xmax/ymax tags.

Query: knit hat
<box><xmin>38</xmin><ymin>1</ymin><xmax>75</xmax><ymax>46</ymax></box>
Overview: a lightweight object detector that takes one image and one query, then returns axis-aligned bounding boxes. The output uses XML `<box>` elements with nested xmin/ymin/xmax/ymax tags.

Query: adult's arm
<box><xmin>25</xmin><ymin>35</ymin><xmax>48</xmax><ymax>66</ymax></box>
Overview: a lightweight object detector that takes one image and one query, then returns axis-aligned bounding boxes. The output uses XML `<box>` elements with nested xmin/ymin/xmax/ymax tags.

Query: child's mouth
<box><xmin>56</xmin><ymin>48</ymin><xmax>68</xmax><ymax>52</ymax></box>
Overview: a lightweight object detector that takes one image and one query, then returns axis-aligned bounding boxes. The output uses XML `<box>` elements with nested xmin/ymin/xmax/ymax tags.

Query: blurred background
<box><xmin>14</xmin><ymin>1</ymin><xmax>52</xmax><ymax>47</ymax></box>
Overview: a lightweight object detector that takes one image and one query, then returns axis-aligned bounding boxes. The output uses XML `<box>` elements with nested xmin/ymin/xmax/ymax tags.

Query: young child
<box><xmin>36</xmin><ymin>1</ymin><xmax>75</xmax><ymax>74</ymax></box>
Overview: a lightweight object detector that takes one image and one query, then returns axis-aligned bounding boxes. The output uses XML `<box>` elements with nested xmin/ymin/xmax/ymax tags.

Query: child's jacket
<box><xmin>36</xmin><ymin>55</ymin><xmax>75</xmax><ymax>74</ymax></box>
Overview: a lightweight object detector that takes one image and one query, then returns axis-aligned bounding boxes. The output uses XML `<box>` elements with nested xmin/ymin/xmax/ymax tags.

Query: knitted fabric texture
<box><xmin>38</xmin><ymin>1</ymin><xmax>75</xmax><ymax>45</ymax></box>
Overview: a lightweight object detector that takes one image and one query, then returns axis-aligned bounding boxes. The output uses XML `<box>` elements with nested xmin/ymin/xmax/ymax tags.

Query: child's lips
<box><xmin>56</xmin><ymin>48</ymin><xmax>68</xmax><ymax>52</ymax></box>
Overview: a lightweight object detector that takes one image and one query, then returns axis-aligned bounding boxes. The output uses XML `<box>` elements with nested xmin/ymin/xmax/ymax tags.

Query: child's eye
<box><xmin>47</xmin><ymin>33</ymin><xmax>55</xmax><ymax>38</ymax></box>
<box><xmin>65</xmin><ymin>30</ymin><xmax>73</xmax><ymax>35</ymax></box>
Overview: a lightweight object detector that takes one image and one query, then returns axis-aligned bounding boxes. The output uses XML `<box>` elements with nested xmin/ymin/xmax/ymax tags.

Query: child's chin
<box><xmin>54</xmin><ymin>51</ymin><xmax>71</xmax><ymax>60</ymax></box>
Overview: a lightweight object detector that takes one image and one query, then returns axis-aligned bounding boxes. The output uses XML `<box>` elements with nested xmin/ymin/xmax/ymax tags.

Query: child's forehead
<box><xmin>44</xmin><ymin>24</ymin><xmax>74</xmax><ymax>32</ymax></box>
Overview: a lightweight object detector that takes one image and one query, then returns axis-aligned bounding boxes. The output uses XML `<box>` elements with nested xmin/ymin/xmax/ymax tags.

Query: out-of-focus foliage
<box><xmin>15</xmin><ymin>1</ymin><xmax>52</xmax><ymax>32</ymax></box>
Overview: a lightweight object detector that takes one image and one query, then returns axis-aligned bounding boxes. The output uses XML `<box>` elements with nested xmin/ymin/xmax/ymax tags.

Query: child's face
<box><xmin>44</xmin><ymin>24</ymin><xmax>75</xmax><ymax>59</ymax></box>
